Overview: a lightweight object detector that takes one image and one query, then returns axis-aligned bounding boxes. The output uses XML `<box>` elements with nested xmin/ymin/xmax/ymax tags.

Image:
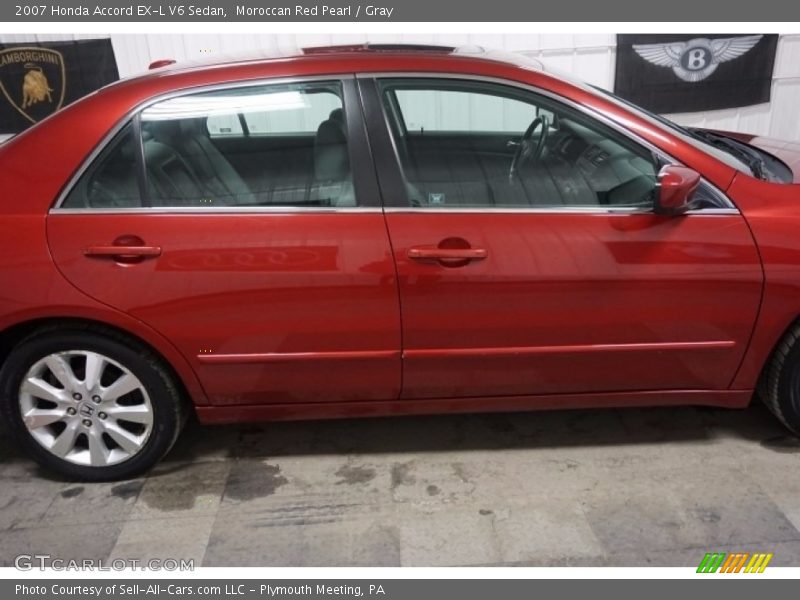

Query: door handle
<box><xmin>408</xmin><ymin>247</ymin><xmax>488</xmax><ymax>261</ymax></box>
<box><xmin>84</xmin><ymin>235</ymin><xmax>162</xmax><ymax>264</ymax></box>
<box><xmin>84</xmin><ymin>245</ymin><xmax>162</xmax><ymax>258</ymax></box>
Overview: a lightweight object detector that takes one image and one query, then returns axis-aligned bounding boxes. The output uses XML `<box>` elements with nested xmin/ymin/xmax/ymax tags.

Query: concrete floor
<box><xmin>1</xmin><ymin>402</ymin><xmax>800</xmax><ymax>567</ymax></box>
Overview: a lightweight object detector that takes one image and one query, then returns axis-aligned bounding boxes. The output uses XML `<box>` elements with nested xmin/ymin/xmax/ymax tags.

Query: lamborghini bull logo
<box><xmin>0</xmin><ymin>46</ymin><xmax>65</xmax><ymax>123</ymax></box>
<box><xmin>22</xmin><ymin>65</ymin><xmax>53</xmax><ymax>108</ymax></box>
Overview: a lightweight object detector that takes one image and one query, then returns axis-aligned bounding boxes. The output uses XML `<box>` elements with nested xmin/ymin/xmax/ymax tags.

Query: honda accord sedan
<box><xmin>1</xmin><ymin>44</ymin><xmax>799</xmax><ymax>480</ymax></box>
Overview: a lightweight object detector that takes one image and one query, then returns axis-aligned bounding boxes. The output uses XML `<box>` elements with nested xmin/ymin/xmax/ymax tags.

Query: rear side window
<box><xmin>207</xmin><ymin>89</ymin><xmax>343</xmax><ymax>137</ymax></box>
<box><xmin>61</xmin><ymin>123</ymin><xmax>141</xmax><ymax>209</ymax></box>
<box><xmin>61</xmin><ymin>80</ymin><xmax>356</xmax><ymax>209</ymax></box>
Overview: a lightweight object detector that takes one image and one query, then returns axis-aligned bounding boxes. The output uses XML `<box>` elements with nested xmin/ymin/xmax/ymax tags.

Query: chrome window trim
<box><xmin>51</xmin><ymin>74</ymin><xmax>365</xmax><ymax>214</ymax></box>
<box><xmin>52</xmin><ymin>206</ymin><xmax>736</xmax><ymax>216</ymax></box>
<box><xmin>357</xmin><ymin>72</ymin><xmax>738</xmax><ymax>214</ymax></box>
<box><xmin>383</xmin><ymin>207</ymin><xmax>739</xmax><ymax>215</ymax></box>
<box><xmin>52</xmin><ymin>206</ymin><xmax>384</xmax><ymax>215</ymax></box>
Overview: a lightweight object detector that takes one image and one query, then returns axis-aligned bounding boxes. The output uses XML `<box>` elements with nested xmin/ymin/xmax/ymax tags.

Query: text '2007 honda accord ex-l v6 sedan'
<box><xmin>1</xmin><ymin>44</ymin><xmax>800</xmax><ymax>481</ymax></box>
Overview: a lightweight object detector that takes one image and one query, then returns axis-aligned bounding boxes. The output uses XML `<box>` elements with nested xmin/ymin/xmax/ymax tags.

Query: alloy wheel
<box><xmin>18</xmin><ymin>350</ymin><xmax>154</xmax><ymax>467</ymax></box>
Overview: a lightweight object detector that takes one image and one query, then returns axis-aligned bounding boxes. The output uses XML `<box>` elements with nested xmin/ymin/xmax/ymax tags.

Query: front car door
<box><xmin>47</xmin><ymin>76</ymin><xmax>401</xmax><ymax>406</ymax></box>
<box><xmin>360</xmin><ymin>75</ymin><xmax>763</xmax><ymax>400</ymax></box>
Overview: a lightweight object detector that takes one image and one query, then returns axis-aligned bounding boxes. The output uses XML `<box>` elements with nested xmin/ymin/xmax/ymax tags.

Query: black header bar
<box><xmin>3</xmin><ymin>0</ymin><xmax>798</xmax><ymax>22</ymax></box>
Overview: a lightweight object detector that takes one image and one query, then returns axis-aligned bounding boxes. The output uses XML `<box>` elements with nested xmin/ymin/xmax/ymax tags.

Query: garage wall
<box><xmin>1</xmin><ymin>32</ymin><xmax>799</xmax><ymax>141</ymax></box>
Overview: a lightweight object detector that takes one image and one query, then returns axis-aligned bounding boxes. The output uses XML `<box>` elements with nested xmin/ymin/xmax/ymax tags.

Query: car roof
<box><xmin>133</xmin><ymin>43</ymin><xmax>548</xmax><ymax>80</ymax></box>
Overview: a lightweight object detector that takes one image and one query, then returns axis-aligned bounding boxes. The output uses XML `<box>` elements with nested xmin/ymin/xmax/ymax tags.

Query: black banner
<box><xmin>614</xmin><ymin>34</ymin><xmax>778</xmax><ymax>114</ymax></box>
<box><xmin>0</xmin><ymin>38</ymin><xmax>119</xmax><ymax>133</ymax></box>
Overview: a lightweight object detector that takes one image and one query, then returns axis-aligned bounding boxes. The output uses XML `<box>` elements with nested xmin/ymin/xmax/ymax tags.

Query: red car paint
<box><xmin>1</xmin><ymin>47</ymin><xmax>798</xmax><ymax>425</ymax></box>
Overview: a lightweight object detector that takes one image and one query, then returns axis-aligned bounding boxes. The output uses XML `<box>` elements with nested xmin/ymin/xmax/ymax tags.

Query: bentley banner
<box><xmin>0</xmin><ymin>38</ymin><xmax>118</xmax><ymax>133</ymax></box>
<box><xmin>614</xmin><ymin>34</ymin><xmax>778</xmax><ymax>113</ymax></box>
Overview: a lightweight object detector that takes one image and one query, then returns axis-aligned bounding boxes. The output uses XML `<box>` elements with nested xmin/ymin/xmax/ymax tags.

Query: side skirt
<box><xmin>195</xmin><ymin>389</ymin><xmax>754</xmax><ymax>425</ymax></box>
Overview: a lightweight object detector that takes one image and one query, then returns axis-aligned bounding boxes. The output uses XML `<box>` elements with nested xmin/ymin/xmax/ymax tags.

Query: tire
<box><xmin>0</xmin><ymin>325</ymin><xmax>186</xmax><ymax>481</ymax></box>
<box><xmin>758</xmin><ymin>323</ymin><xmax>800</xmax><ymax>436</ymax></box>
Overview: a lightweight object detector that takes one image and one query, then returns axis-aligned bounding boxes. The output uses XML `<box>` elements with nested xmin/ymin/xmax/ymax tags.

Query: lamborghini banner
<box><xmin>614</xmin><ymin>34</ymin><xmax>778</xmax><ymax>113</ymax></box>
<box><xmin>0</xmin><ymin>38</ymin><xmax>118</xmax><ymax>133</ymax></box>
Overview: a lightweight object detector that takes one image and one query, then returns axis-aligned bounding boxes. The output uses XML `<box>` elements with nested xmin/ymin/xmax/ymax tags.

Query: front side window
<box><xmin>63</xmin><ymin>80</ymin><xmax>355</xmax><ymax>209</ymax></box>
<box><xmin>379</xmin><ymin>79</ymin><xmax>660</xmax><ymax>209</ymax></box>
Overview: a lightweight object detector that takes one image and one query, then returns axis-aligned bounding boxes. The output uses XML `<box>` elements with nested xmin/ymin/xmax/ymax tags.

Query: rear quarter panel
<box><xmin>0</xmin><ymin>223</ymin><xmax>212</xmax><ymax>407</ymax></box>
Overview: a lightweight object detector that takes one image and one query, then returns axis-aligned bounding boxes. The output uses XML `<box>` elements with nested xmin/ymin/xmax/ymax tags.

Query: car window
<box><xmin>395</xmin><ymin>89</ymin><xmax>536</xmax><ymax>133</ymax></box>
<box><xmin>61</xmin><ymin>123</ymin><xmax>141</xmax><ymax>209</ymax></box>
<box><xmin>379</xmin><ymin>79</ymin><xmax>660</xmax><ymax>209</ymax></box>
<box><xmin>207</xmin><ymin>89</ymin><xmax>343</xmax><ymax>137</ymax></box>
<box><xmin>62</xmin><ymin>81</ymin><xmax>356</xmax><ymax>209</ymax></box>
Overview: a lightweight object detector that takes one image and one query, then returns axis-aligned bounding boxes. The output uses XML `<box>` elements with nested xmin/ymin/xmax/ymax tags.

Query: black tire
<box><xmin>758</xmin><ymin>323</ymin><xmax>800</xmax><ymax>436</ymax></box>
<box><xmin>0</xmin><ymin>325</ymin><xmax>186</xmax><ymax>481</ymax></box>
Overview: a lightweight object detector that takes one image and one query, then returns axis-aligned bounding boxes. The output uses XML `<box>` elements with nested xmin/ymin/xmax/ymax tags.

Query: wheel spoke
<box><xmin>43</xmin><ymin>355</ymin><xmax>76</xmax><ymax>390</ymax></box>
<box><xmin>20</xmin><ymin>377</ymin><xmax>69</xmax><ymax>405</ymax></box>
<box><xmin>23</xmin><ymin>408</ymin><xmax>65</xmax><ymax>429</ymax></box>
<box><xmin>103</xmin><ymin>422</ymin><xmax>144</xmax><ymax>454</ymax></box>
<box><xmin>102</xmin><ymin>374</ymin><xmax>140</xmax><ymax>401</ymax></box>
<box><xmin>49</xmin><ymin>421</ymin><xmax>81</xmax><ymax>457</ymax></box>
<box><xmin>87</xmin><ymin>431</ymin><xmax>110</xmax><ymax>466</ymax></box>
<box><xmin>106</xmin><ymin>404</ymin><xmax>153</xmax><ymax>426</ymax></box>
<box><xmin>20</xmin><ymin>349</ymin><xmax>154</xmax><ymax>468</ymax></box>
<box><xmin>83</xmin><ymin>352</ymin><xmax>106</xmax><ymax>392</ymax></box>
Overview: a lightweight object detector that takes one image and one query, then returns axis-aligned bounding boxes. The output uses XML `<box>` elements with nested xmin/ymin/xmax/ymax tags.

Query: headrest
<box><xmin>314</xmin><ymin>115</ymin><xmax>349</xmax><ymax>181</ymax></box>
<box><xmin>143</xmin><ymin>118</ymin><xmax>204</xmax><ymax>145</ymax></box>
<box><xmin>329</xmin><ymin>108</ymin><xmax>344</xmax><ymax>125</ymax></box>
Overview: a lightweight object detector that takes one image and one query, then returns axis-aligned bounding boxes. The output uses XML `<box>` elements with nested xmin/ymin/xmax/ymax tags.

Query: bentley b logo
<box><xmin>0</xmin><ymin>46</ymin><xmax>65</xmax><ymax>123</ymax></box>
<box><xmin>633</xmin><ymin>35</ymin><xmax>763</xmax><ymax>83</ymax></box>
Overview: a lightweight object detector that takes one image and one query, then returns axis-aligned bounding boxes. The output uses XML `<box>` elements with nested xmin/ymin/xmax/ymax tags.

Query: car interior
<box><xmin>65</xmin><ymin>93</ymin><xmax>356</xmax><ymax>209</ymax></box>
<box><xmin>381</xmin><ymin>85</ymin><xmax>660</xmax><ymax>209</ymax></box>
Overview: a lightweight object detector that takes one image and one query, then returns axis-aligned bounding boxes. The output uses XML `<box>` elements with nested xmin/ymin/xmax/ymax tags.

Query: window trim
<box><xmin>356</xmin><ymin>73</ymin><xmax>736</xmax><ymax>214</ymax></box>
<box><xmin>130</xmin><ymin>112</ymin><xmax>150</xmax><ymax>208</ymax></box>
<box><xmin>51</xmin><ymin>74</ymin><xmax>382</xmax><ymax>213</ymax></box>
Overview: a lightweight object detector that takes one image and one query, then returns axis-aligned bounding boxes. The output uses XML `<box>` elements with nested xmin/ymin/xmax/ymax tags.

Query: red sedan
<box><xmin>1</xmin><ymin>44</ymin><xmax>799</xmax><ymax>480</ymax></box>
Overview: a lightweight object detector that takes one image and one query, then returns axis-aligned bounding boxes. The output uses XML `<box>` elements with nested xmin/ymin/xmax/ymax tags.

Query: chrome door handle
<box><xmin>84</xmin><ymin>245</ymin><xmax>162</xmax><ymax>258</ymax></box>
<box><xmin>408</xmin><ymin>247</ymin><xmax>488</xmax><ymax>260</ymax></box>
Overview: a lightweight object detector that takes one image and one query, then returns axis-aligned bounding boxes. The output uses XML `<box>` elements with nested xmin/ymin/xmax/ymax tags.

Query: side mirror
<box><xmin>655</xmin><ymin>165</ymin><xmax>701</xmax><ymax>216</ymax></box>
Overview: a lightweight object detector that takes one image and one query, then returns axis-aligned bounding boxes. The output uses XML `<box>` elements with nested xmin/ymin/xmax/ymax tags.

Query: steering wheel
<box><xmin>509</xmin><ymin>115</ymin><xmax>550</xmax><ymax>182</ymax></box>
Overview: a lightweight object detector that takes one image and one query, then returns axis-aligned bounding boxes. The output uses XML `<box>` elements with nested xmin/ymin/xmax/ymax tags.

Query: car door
<box><xmin>47</xmin><ymin>77</ymin><xmax>401</xmax><ymax>406</ymax></box>
<box><xmin>360</xmin><ymin>76</ymin><xmax>763</xmax><ymax>400</ymax></box>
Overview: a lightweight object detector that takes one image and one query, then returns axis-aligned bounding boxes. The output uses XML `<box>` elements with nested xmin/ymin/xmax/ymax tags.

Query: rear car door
<box><xmin>360</xmin><ymin>76</ymin><xmax>763</xmax><ymax>400</ymax></box>
<box><xmin>47</xmin><ymin>76</ymin><xmax>401</xmax><ymax>406</ymax></box>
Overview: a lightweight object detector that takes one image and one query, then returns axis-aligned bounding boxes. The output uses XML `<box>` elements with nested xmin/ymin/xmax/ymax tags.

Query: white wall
<box><xmin>1</xmin><ymin>32</ymin><xmax>799</xmax><ymax>141</ymax></box>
